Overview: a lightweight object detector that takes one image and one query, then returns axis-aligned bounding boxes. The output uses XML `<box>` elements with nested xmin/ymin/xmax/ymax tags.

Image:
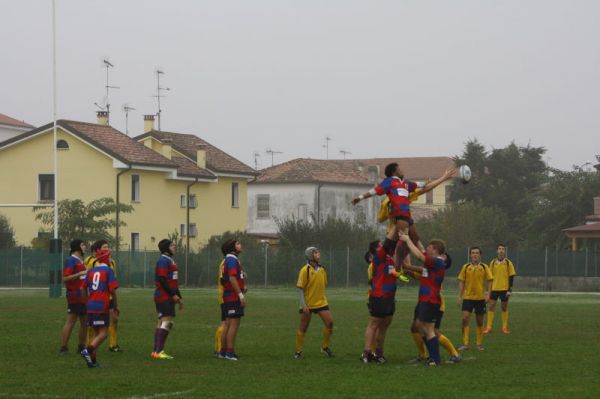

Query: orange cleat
<box><xmin>483</xmin><ymin>327</ymin><xmax>492</xmax><ymax>334</ymax></box>
<box><xmin>501</xmin><ymin>328</ymin><xmax>511</xmax><ymax>334</ymax></box>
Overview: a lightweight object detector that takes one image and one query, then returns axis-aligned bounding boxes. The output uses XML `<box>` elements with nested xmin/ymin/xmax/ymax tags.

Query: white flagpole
<box><xmin>52</xmin><ymin>0</ymin><xmax>59</xmax><ymax>239</ymax></box>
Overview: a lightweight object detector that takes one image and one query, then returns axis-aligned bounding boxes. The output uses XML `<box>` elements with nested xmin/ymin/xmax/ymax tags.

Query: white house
<box><xmin>0</xmin><ymin>113</ymin><xmax>34</xmax><ymax>142</ymax></box>
<box><xmin>247</xmin><ymin>157</ymin><xmax>456</xmax><ymax>236</ymax></box>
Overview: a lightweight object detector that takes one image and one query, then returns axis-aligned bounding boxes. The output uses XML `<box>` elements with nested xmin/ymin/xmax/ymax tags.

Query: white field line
<box><xmin>127</xmin><ymin>389</ymin><xmax>196</xmax><ymax>399</ymax></box>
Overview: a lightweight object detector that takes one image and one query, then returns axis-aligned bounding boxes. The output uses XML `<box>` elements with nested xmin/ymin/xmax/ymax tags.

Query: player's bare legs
<box><xmin>60</xmin><ymin>313</ymin><xmax>78</xmax><ymax>350</ymax></box>
<box><xmin>225</xmin><ymin>317</ymin><xmax>241</xmax><ymax>355</ymax></box>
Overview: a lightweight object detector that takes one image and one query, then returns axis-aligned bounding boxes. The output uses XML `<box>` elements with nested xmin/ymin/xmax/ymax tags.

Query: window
<box><xmin>188</xmin><ymin>194</ymin><xmax>197</xmax><ymax>209</ymax></box>
<box><xmin>257</xmin><ymin>194</ymin><xmax>270</xmax><ymax>219</ymax></box>
<box><xmin>231</xmin><ymin>182</ymin><xmax>239</xmax><ymax>208</ymax></box>
<box><xmin>426</xmin><ymin>190</ymin><xmax>433</xmax><ymax>205</ymax></box>
<box><xmin>39</xmin><ymin>174</ymin><xmax>54</xmax><ymax>201</ymax></box>
<box><xmin>131</xmin><ymin>233</ymin><xmax>140</xmax><ymax>251</ymax></box>
<box><xmin>131</xmin><ymin>175</ymin><xmax>140</xmax><ymax>202</ymax></box>
<box><xmin>180</xmin><ymin>194</ymin><xmax>186</xmax><ymax>208</ymax></box>
<box><xmin>180</xmin><ymin>224</ymin><xmax>186</xmax><ymax>236</ymax></box>
<box><xmin>445</xmin><ymin>185</ymin><xmax>451</xmax><ymax>203</ymax></box>
<box><xmin>188</xmin><ymin>223</ymin><xmax>197</xmax><ymax>237</ymax></box>
<box><xmin>56</xmin><ymin>139</ymin><xmax>69</xmax><ymax>150</ymax></box>
<box><xmin>298</xmin><ymin>204</ymin><xmax>308</xmax><ymax>221</ymax></box>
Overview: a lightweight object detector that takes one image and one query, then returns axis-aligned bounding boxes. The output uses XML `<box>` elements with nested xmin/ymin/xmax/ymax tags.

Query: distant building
<box><xmin>0</xmin><ymin>112</ymin><xmax>255</xmax><ymax>249</ymax></box>
<box><xmin>0</xmin><ymin>113</ymin><xmax>34</xmax><ymax>141</ymax></box>
<box><xmin>563</xmin><ymin>197</ymin><xmax>600</xmax><ymax>251</ymax></box>
<box><xmin>247</xmin><ymin>157</ymin><xmax>456</xmax><ymax>236</ymax></box>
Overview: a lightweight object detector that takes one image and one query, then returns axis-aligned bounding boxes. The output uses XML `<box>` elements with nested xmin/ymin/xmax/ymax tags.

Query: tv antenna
<box><xmin>265</xmin><ymin>148</ymin><xmax>283</xmax><ymax>167</ymax></box>
<box><xmin>339</xmin><ymin>149</ymin><xmax>351</xmax><ymax>160</ymax></box>
<box><xmin>253</xmin><ymin>151</ymin><xmax>261</xmax><ymax>170</ymax></box>
<box><xmin>322</xmin><ymin>136</ymin><xmax>332</xmax><ymax>159</ymax></box>
<box><xmin>122</xmin><ymin>104</ymin><xmax>136</xmax><ymax>135</ymax></box>
<box><xmin>96</xmin><ymin>58</ymin><xmax>119</xmax><ymax>124</ymax></box>
<box><xmin>153</xmin><ymin>68</ymin><xmax>170</xmax><ymax>130</ymax></box>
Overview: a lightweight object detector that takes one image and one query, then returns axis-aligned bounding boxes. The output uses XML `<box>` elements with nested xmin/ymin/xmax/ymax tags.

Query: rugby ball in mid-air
<box><xmin>459</xmin><ymin>165</ymin><xmax>472</xmax><ymax>184</ymax></box>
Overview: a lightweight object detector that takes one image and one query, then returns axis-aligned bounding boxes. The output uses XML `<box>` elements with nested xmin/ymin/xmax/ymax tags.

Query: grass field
<box><xmin>1</xmin><ymin>287</ymin><xmax>600</xmax><ymax>399</ymax></box>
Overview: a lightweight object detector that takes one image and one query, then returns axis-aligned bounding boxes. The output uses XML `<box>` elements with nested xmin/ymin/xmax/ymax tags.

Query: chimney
<box><xmin>96</xmin><ymin>111</ymin><xmax>109</xmax><ymax>126</ymax></box>
<box><xmin>595</xmin><ymin>197</ymin><xmax>600</xmax><ymax>216</ymax></box>
<box><xmin>161</xmin><ymin>138</ymin><xmax>172</xmax><ymax>160</ymax></box>
<box><xmin>196</xmin><ymin>144</ymin><xmax>207</xmax><ymax>169</ymax></box>
<box><xmin>144</xmin><ymin>114</ymin><xmax>155</xmax><ymax>133</ymax></box>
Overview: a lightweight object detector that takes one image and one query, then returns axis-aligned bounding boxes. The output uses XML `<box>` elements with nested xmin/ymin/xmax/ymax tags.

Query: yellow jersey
<box><xmin>296</xmin><ymin>264</ymin><xmax>328</xmax><ymax>309</ymax></box>
<box><xmin>84</xmin><ymin>255</ymin><xmax>117</xmax><ymax>275</ymax></box>
<box><xmin>489</xmin><ymin>258</ymin><xmax>516</xmax><ymax>291</ymax></box>
<box><xmin>458</xmin><ymin>263</ymin><xmax>493</xmax><ymax>300</ymax></box>
<box><xmin>379</xmin><ymin>188</ymin><xmax>423</xmax><ymax>229</ymax></box>
<box><xmin>217</xmin><ymin>259</ymin><xmax>225</xmax><ymax>304</ymax></box>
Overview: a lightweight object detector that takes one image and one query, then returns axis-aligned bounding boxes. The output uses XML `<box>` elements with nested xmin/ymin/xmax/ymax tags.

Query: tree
<box><xmin>33</xmin><ymin>198</ymin><xmax>134</xmax><ymax>247</ymax></box>
<box><xmin>0</xmin><ymin>213</ymin><xmax>16</xmax><ymax>249</ymax></box>
<box><xmin>418</xmin><ymin>202</ymin><xmax>511</xmax><ymax>249</ymax></box>
<box><xmin>451</xmin><ymin>140</ymin><xmax>548</xmax><ymax>241</ymax></box>
<box><xmin>525</xmin><ymin>164</ymin><xmax>600</xmax><ymax>248</ymax></box>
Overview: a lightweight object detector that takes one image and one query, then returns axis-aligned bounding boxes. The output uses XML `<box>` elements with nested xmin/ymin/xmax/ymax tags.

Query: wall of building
<box><xmin>247</xmin><ymin>183</ymin><xmax>380</xmax><ymax>235</ymax></box>
<box><xmin>0</xmin><ymin>128</ymin><xmax>249</xmax><ymax>249</ymax></box>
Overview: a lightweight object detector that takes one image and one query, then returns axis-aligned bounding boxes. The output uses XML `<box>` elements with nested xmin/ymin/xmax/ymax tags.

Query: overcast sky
<box><xmin>2</xmin><ymin>0</ymin><xmax>599</xmax><ymax>170</ymax></box>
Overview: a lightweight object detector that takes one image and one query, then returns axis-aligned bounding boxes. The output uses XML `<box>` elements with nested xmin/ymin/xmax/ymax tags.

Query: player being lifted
<box><xmin>352</xmin><ymin>163</ymin><xmax>454</xmax><ymax>274</ymax></box>
<box><xmin>151</xmin><ymin>239</ymin><xmax>183</xmax><ymax>360</ymax></box>
<box><xmin>80</xmin><ymin>248</ymin><xmax>119</xmax><ymax>368</ymax></box>
<box><xmin>294</xmin><ymin>247</ymin><xmax>334</xmax><ymax>359</ymax></box>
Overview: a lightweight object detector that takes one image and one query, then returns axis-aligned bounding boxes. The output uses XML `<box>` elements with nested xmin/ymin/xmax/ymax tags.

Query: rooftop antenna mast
<box><xmin>122</xmin><ymin>104</ymin><xmax>136</xmax><ymax>135</ymax></box>
<box><xmin>323</xmin><ymin>136</ymin><xmax>332</xmax><ymax>159</ymax></box>
<box><xmin>100</xmin><ymin>59</ymin><xmax>119</xmax><ymax>124</ymax></box>
<box><xmin>253</xmin><ymin>151</ymin><xmax>261</xmax><ymax>170</ymax></box>
<box><xmin>154</xmin><ymin>68</ymin><xmax>170</xmax><ymax>131</ymax></box>
<box><xmin>265</xmin><ymin>148</ymin><xmax>283</xmax><ymax>167</ymax></box>
<box><xmin>339</xmin><ymin>149</ymin><xmax>351</xmax><ymax>160</ymax></box>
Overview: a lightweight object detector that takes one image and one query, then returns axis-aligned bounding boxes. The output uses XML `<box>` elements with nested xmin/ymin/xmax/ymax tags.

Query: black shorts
<box><xmin>109</xmin><ymin>299</ymin><xmax>115</xmax><ymax>310</ymax></box>
<box><xmin>222</xmin><ymin>301</ymin><xmax>245</xmax><ymax>319</ymax></box>
<box><xmin>462</xmin><ymin>299</ymin><xmax>487</xmax><ymax>315</ymax></box>
<box><xmin>393</xmin><ymin>215</ymin><xmax>414</xmax><ymax>225</ymax></box>
<box><xmin>67</xmin><ymin>303</ymin><xmax>86</xmax><ymax>315</ymax></box>
<box><xmin>156</xmin><ymin>301</ymin><xmax>176</xmax><ymax>319</ymax></box>
<box><xmin>368</xmin><ymin>297</ymin><xmax>395</xmax><ymax>318</ymax></box>
<box><xmin>298</xmin><ymin>305</ymin><xmax>330</xmax><ymax>314</ymax></box>
<box><xmin>88</xmin><ymin>313</ymin><xmax>109</xmax><ymax>328</ymax></box>
<box><xmin>435</xmin><ymin>310</ymin><xmax>444</xmax><ymax>330</ymax></box>
<box><xmin>490</xmin><ymin>291</ymin><xmax>510</xmax><ymax>302</ymax></box>
<box><xmin>220</xmin><ymin>305</ymin><xmax>227</xmax><ymax>321</ymax></box>
<box><xmin>417</xmin><ymin>302</ymin><xmax>441</xmax><ymax>324</ymax></box>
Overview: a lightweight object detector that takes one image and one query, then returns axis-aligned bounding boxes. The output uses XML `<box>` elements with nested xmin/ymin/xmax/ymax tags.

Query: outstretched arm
<box><xmin>351</xmin><ymin>188</ymin><xmax>378</xmax><ymax>205</ymax></box>
<box><xmin>420</xmin><ymin>168</ymin><xmax>455</xmax><ymax>195</ymax></box>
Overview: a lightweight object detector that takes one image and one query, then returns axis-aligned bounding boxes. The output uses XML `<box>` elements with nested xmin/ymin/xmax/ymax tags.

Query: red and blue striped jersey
<box><xmin>374</xmin><ymin>177</ymin><xmax>421</xmax><ymax>218</ymax></box>
<box><xmin>63</xmin><ymin>255</ymin><xmax>87</xmax><ymax>305</ymax></box>
<box><xmin>369</xmin><ymin>244</ymin><xmax>397</xmax><ymax>299</ymax></box>
<box><xmin>418</xmin><ymin>254</ymin><xmax>446</xmax><ymax>305</ymax></box>
<box><xmin>84</xmin><ymin>264</ymin><xmax>118</xmax><ymax>314</ymax></box>
<box><xmin>154</xmin><ymin>255</ymin><xmax>179</xmax><ymax>304</ymax></box>
<box><xmin>220</xmin><ymin>254</ymin><xmax>245</xmax><ymax>303</ymax></box>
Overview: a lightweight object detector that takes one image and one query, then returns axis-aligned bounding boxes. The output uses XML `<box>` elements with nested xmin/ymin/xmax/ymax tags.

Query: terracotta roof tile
<box><xmin>253</xmin><ymin>157</ymin><xmax>456</xmax><ymax>184</ymax></box>
<box><xmin>0</xmin><ymin>113</ymin><xmax>34</xmax><ymax>128</ymax></box>
<box><xmin>59</xmin><ymin>120</ymin><xmax>177</xmax><ymax>168</ymax></box>
<box><xmin>171</xmin><ymin>156</ymin><xmax>216</xmax><ymax>179</ymax></box>
<box><xmin>134</xmin><ymin>130</ymin><xmax>256</xmax><ymax>176</ymax></box>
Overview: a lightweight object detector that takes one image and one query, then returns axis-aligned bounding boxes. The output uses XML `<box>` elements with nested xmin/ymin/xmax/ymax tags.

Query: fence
<box><xmin>1</xmin><ymin>245</ymin><xmax>599</xmax><ymax>289</ymax></box>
